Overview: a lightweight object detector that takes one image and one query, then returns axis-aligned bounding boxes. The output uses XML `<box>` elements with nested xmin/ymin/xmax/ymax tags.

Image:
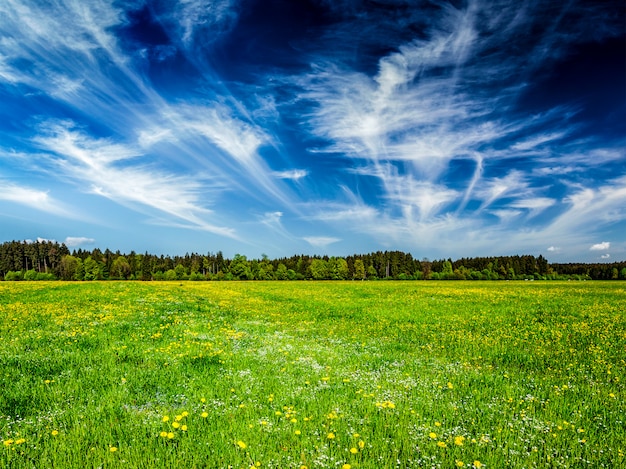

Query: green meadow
<box><xmin>0</xmin><ymin>281</ymin><xmax>624</xmax><ymax>468</ymax></box>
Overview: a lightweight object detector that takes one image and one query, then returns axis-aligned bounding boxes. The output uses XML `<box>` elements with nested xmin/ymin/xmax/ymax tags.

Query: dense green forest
<box><xmin>1</xmin><ymin>240</ymin><xmax>624</xmax><ymax>281</ymax></box>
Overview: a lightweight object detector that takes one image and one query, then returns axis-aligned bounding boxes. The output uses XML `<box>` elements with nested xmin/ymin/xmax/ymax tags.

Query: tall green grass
<box><xmin>1</xmin><ymin>281</ymin><xmax>624</xmax><ymax>468</ymax></box>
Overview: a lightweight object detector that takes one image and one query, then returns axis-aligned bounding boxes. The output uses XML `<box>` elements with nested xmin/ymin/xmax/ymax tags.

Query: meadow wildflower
<box><xmin>342</xmin><ymin>464</ymin><xmax>351</xmax><ymax>469</ymax></box>
<box><xmin>350</xmin><ymin>447</ymin><xmax>358</xmax><ymax>454</ymax></box>
<box><xmin>109</xmin><ymin>446</ymin><xmax>118</xmax><ymax>452</ymax></box>
<box><xmin>159</xmin><ymin>431</ymin><xmax>168</xmax><ymax>438</ymax></box>
<box><xmin>454</xmin><ymin>436</ymin><xmax>465</xmax><ymax>446</ymax></box>
<box><xmin>167</xmin><ymin>432</ymin><xmax>175</xmax><ymax>439</ymax></box>
<box><xmin>51</xmin><ymin>430</ymin><xmax>59</xmax><ymax>436</ymax></box>
<box><xmin>201</xmin><ymin>411</ymin><xmax>209</xmax><ymax>418</ymax></box>
<box><xmin>473</xmin><ymin>461</ymin><xmax>483</xmax><ymax>468</ymax></box>
<box><xmin>437</xmin><ymin>441</ymin><xmax>447</xmax><ymax>448</ymax></box>
<box><xmin>237</xmin><ymin>440</ymin><xmax>247</xmax><ymax>449</ymax></box>
<box><xmin>429</xmin><ymin>432</ymin><xmax>437</xmax><ymax>439</ymax></box>
<box><xmin>358</xmin><ymin>440</ymin><xmax>365</xmax><ymax>449</ymax></box>
<box><xmin>327</xmin><ymin>432</ymin><xmax>336</xmax><ymax>439</ymax></box>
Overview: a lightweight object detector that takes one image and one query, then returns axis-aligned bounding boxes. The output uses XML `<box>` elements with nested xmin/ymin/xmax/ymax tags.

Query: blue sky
<box><xmin>0</xmin><ymin>0</ymin><xmax>624</xmax><ymax>262</ymax></box>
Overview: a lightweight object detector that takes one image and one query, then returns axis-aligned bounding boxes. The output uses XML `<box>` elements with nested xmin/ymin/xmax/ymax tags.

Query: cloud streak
<box><xmin>33</xmin><ymin>120</ymin><xmax>236</xmax><ymax>237</ymax></box>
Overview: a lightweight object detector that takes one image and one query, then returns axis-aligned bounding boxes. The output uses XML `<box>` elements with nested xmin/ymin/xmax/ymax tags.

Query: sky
<box><xmin>0</xmin><ymin>0</ymin><xmax>624</xmax><ymax>262</ymax></box>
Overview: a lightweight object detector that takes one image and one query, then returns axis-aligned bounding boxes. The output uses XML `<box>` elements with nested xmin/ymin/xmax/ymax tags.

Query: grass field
<box><xmin>0</xmin><ymin>281</ymin><xmax>624</xmax><ymax>468</ymax></box>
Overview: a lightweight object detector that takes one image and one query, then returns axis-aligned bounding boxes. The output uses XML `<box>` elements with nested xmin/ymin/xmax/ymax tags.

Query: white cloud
<box><xmin>601</xmin><ymin>253</ymin><xmax>610</xmax><ymax>259</ymax></box>
<box><xmin>547</xmin><ymin>246</ymin><xmax>560</xmax><ymax>252</ymax></box>
<box><xmin>164</xmin><ymin>0</ymin><xmax>239</xmax><ymax>45</ymax></box>
<box><xmin>0</xmin><ymin>180</ymin><xmax>73</xmax><ymax>217</ymax></box>
<box><xmin>590</xmin><ymin>242</ymin><xmax>610</xmax><ymax>251</ymax></box>
<box><xmin>303</xmin><ymin>236</ymin><xmax>341</xmax><ymax>248</ymax></box>
<box><xmin>273</xmin><ymin>169</ymin><xmax>309</xmax><ymax>180</ymax></box>
<box><xmin>64</xmin><ymin>236</ymin><xmax>95</xmax><ymax>247</ymax></box>
<box><xmin>33</xmin><ymin>120</ymin><xmax>236</xmax><ymax>237</ymax></box>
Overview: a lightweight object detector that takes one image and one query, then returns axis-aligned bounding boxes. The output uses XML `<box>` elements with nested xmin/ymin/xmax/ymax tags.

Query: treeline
<box><xmin>1</xmin><ymin>240</ymin><xmax>625</xmax><ymax>281</ymax></box>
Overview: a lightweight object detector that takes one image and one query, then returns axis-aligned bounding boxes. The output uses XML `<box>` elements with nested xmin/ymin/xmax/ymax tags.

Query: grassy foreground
<box><xmin>0</xmin><ymin>281</ymin><xmax>624</xmax><ymax>468</ymax></box>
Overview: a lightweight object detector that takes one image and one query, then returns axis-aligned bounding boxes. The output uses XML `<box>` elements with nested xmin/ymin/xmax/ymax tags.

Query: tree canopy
<box><xmin>1</xmin><ymin>240</ymin><xmax>624</xmax><ymax>281</ymax></box>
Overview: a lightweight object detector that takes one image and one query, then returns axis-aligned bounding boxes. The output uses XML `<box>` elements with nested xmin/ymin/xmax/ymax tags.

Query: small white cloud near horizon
<box><xmin>547</xmin><ymin>246</ymin><xmax>560</xmax><ymax>252</ymax></box>
<box><xmin>303</xmin><ymin>236</ymin><xmax>341</xmax><ymax>248</ymax></box>
<box><xmin>64</xmin><ymin>236</ymin><xmax>95</xmax><ymax>247</ymax></box>
<box><xmin>590</xmin><ymin>241</ymin><xmax>610</xmax><ymax>251</ymax></box>
<box><xmin>601</xmin><ymin>253</ymin><xmax>610</xmax><ymax>259</ymax></box>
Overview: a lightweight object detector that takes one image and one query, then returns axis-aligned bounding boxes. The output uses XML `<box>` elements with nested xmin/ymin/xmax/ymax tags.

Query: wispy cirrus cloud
<box><xmin>0</xmin><ymin>179</ymin><xmax>73</xmax><ymax>218</ymax></box>
<box><xmin>288</xmin><ymin>0</ymin><xmax>625</xmax><ymax>258</ymax></box>
<box><xmin>0</xmin><ymin>0</ymin><xmax>300</xmax><ymax>233</ymax></box>
<box><xmin>32</xmin><ymin>120</ymin><xmax>236</xmax><ymax>237</ymax></box>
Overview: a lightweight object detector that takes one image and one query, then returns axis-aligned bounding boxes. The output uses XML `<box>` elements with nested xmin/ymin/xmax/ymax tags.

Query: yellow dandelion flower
<box><xmin>327</xmin><ymin>432</ymin><xmax>336</xmax><ymax>439</ymax></box>
<box><xmin>300</xmin><ymin>466</ymin><xmax>308</xmax><ymax>469</ymax></box>
<box><xmin>172</xmin><ymin>422</ymin><xmax>180</xmax><ymax>429</ymax></box>
<box><xmin>15</xmin><ymin>438</ymin><xmax>25</xmax><ymax>445</ymax></box>
<box><xmin>342</xmin><ymin>464</ymin><xmax>351</xmax><ymax>469</ymax></box>
<box><xmin>51</xmin><ymin>430</ymin><xmax>59</xmax><ymax>436</ymax></box>
<box><xmin>3</xmin><ymin>440</ymin><xmax>13</xmax><ymax>447</ymax></box>
<box><xmin>454</xmin><ymin>436</ymin><xmax>465</xmax><ymax>446</ymax></box>
<box><xmin>435</xmin><ymin>421</ymin><xmax>442</xmax><ymax>427</ymax></box>
<box><xmin>295</xmin><ymin>430</ymin><xmax>301</xmax><ymax>435</ymax></box>
<box><xmin>447</xmin><ymin>382</ymin><xmax>454</xmax><ymax>389</ymax></box>
<box><xmin>181</xmin><ymin>425</ymin><xmax>187</xmax><ymax>431</ymax></box>
<box><xmin>175</xmin><ymin>415</ymin><xmax>183</xmax><ymax>422</ymax></box>
<box><xmin>456</xmin><ymin>461</ymin><xmax>464</xmax><ymax>467</ymax></box>
<box><xmin>237</xmin><ymin>440</ymin><xmax>247</xmax><ymax>449</ymax></box>
<box><xmin>291</xmin><ymin>418</ymin><xmax>298</xmax><ymax>423</ymax></box>
<box><xmin>358</xmin><ymin>440</ymin><xmax>365</xmax><ymax>449</ymax></box>
<box><xmin>350</xmin><ymin>447</ymin><xmax>358</xmax><ymax>454</ymax></box>
<box><xmin>437</xmin><ymin>441</ymin><xmax>447</xmax><ymax>448</ymax></box>
<box><xmin>201</xmin><ymin>411</ymin><xmax>209</xmax><ymax>418</ymax></box>
<box><xmin>473</xmin><ymin>461</ymin><xmax>483</xmax><ymax>468</ymax></box>
<box><xmin>429</xmin><ymin>432</ymin><xmax>437</xmax><ymax>439</ymax></box>
<box><xmin>167</xmin><ymin>432</ymin><xmax>175</xmax><ymax>439</ymax></box>
<box><xmin>159</xmin><ymin>431</ymin><xmax>168</xmax><ymax>438</ymax></box>
<box><xmin>162</xmin><ymin>416</ymin><xmax>169</xmax><ymax>422</ymax></box>
<box><xmin>200</xmin><ymin>398</ymin><xmax>206</xmax><ymax>403</ymax></box>
<box><xmin>181</xmin><ymin>411</ymin><xmax>189</xmax><ymax>417</ymax></box>
<box><xmin>109</xmin><ymin>447</ymin><xmax>118</xmax><ymax>452</ymax></box>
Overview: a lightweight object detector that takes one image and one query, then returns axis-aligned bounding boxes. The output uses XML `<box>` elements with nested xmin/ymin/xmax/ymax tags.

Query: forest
<box><xmin>0</xmin><ymin>239</ymin><xmax>625</xmax><ymax>281</ymax></box>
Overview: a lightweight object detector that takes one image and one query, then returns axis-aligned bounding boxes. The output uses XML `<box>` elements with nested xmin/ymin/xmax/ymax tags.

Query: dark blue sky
<box><xmin>0</xmin><ymin>0</ymin><xmax>624</xmax><ymax>261</ymax></box>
